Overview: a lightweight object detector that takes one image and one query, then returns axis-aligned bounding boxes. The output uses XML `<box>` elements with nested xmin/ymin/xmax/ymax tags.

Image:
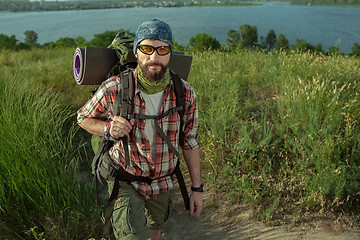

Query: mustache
<box><xmin>145</xmin><ymin>61</ymin><xmax>166</xmax><ymax>68</ymax></box>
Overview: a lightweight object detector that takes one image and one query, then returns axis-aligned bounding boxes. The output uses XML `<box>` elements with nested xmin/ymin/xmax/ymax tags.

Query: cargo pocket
<box><xmin>145</xmin><ymin>190</ymin><xmax>172</xmax><ymax>230</ymax></box>
<box><xmin>111</xmin><ymin>183</ymin><xmax>149</xmax><ymax>239</ymax></box>
<box><xmin>111</xmin><ymin>197</ymin><xmax>132</xmax><ymax>239</ymax></box>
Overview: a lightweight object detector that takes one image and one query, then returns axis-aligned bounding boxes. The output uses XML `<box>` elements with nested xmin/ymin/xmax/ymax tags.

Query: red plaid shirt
<box><xmin>77</xmin><ymin>68</ymin><xmax>200</xmax><ymax>198</ymax></box>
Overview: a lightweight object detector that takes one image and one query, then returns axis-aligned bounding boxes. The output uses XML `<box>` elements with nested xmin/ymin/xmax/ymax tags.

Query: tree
<box><xmin>89</xmin><ymin>30</ymin><xmax>134</xmax><ymax>47</ymax></box>
<box><xmin>226</xmin><ymin>24</ymin><xmax>258</xmax><ymax>50</ymax></box>
<box><xmin>291</xmin><ymin>39</ymin><xmax>316</xmax><ymax>52</ymax></box>
<box><xmin>329</xmin><ymin>45</ymin><xmax>342</xmax><ymax>56</ymax></box>
<box><xmin>226</xmin><ymin>29</ymin><xmax>241</xmax><ymax>50</ymax></box>
<box><xmin>89</xmin><ymin>30</ymin><xmax>118</xmax><ymax>47</ymax></box>
<box><xmin>76</xmin><ymin>36</ymin><xmax>87</xmax><ymax>46</ymax></box>
<box><xmin>42</xmin><ymin>41</ymin><xmax>57</xmax><ymax>49</ymax></box>
<box><xmin>239</xmin><ymin>24</ymin><xmax>258</xmax><ymax>48</ymax></box>
<box><xmin>0</xmin><ymin>34</ymin><xmax>18</xmax><ymax>50</ymax></box>
<box><xmin>274</xmin><ymin>34</ymin><xmax>289</xmax><ymax>50</ymax></box>
<box><xmin>260</xmin><ymin>29</ymin><xmax>277</xmax><ymax>51</ymax></box>
<box><xmin>55</xmin><ymin>37</ymin><xmax>77</xmax><ymax>48</ymax></box>
<box><xmin>314</xmin><ymin>43</ymin><xmax>323</xmax><ymax>53</ymax></box>
<box><xmin>173</xmin><ymin>38</ymin><xmax>187</xmax><ymax>52</ymax></box>
<box><xmin>265</xmin><ymin>29</ymin><xmax>277</xmax><ymax>51</ymax></box>
<box><xmin>351</xmin><ymin>43</ymin><xmax>360</xmax><ymax>56</ymax></box>
<box><xmin>24</xmin><ymin>30</ymin><xmax>38</xmax><ymax>48</ymax></box>
<box><xmin>189</xmin><ymin>33</ymin><xmax>221</xmax><ymax>51</ymax></box>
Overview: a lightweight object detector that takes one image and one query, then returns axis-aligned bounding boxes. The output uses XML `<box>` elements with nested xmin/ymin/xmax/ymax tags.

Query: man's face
<box><xmin>135</xmin><ymin>39</ymin><xmax>171</xmax><ymax>83</ymax></box>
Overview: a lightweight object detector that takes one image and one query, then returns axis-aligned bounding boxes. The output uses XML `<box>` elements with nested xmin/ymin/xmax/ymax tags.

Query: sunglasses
<box><xmin>138</xmin><ymin>45</ymin><xmax>172</xmax><ymax>56</ymax></box>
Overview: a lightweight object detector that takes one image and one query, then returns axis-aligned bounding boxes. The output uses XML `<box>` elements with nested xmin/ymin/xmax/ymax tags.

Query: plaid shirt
<box><xmin>77</xmin><ymin>68</ymin><xmax>200</xmax><ymax>198</ymax></box>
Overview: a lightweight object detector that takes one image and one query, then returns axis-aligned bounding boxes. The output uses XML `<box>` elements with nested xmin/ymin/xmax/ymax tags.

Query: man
<box><xmin>77</xmin><ymin>19</ymin><xmax>203</xmax><ymax>240</ymax></box>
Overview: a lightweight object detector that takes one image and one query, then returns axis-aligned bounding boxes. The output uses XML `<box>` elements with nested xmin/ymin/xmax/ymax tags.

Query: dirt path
<box><xmin>82</xmin><ymin>170</ymin><xmax>359</xmax><ymax>240</ymax></box>
<box><xmin>163</xmin><ymin>182</ymin><xmax>360</xmax><ymax>240</ymax></box>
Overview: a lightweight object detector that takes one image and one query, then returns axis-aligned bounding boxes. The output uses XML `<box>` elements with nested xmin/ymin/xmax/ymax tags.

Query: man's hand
<box><xmin>109</xmin><ymin>116</ymin><xmax>135</xmax><ymax>139</ymax></box>
<box><xmin>189</xmin><ymin>191</ymin><xmax>203</xmax><ymax>216</ymax></box>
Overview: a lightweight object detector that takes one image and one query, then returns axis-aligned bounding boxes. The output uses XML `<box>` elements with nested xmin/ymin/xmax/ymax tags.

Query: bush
<box><xmin>189</xmin><ymin>33</ymin><xmax>221</xmax><ymax>51</ymax></box>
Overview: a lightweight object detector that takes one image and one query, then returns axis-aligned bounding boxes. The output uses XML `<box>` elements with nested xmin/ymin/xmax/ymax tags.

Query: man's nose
<box><xmin>149</xmin><ymin>51</ymin><xmax>160</xmax><ymax>60</ymax></box>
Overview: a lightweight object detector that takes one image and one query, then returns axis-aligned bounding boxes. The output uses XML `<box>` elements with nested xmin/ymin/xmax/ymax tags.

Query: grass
<box><xmin>190</xmin><ymin>50</ymin><xmax>360</xmax><ymax>224</ymax></box>
<box><xmin>0</xmin><ymin>47</ymin><xmax>359</xmax><ymax>238</ymax></box>
<box><xmin>0</xmin><ymin>49</ymin><xmax>101</xmax><ymax>239</ymax></box>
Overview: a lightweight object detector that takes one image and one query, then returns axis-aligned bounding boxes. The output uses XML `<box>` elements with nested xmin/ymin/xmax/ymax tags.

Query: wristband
<box><xmin>104</xmin><ymin>121</ymin><xmax>115</xmax><ymax>141</ymax></box>
<box><xmin>191</xmin><ymin>184</ymin><xmax>205</xmax><ymax>192</ymax></box>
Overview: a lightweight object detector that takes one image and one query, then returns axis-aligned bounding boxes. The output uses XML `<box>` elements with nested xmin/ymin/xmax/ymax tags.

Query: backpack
<box><xmin>88</xmin><ymin>31</ymin><xmax>190</xmax><ymax>239</ymax></box>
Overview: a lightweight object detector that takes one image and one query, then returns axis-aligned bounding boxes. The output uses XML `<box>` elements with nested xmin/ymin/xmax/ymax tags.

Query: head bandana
<box><xmin>133</xmin><ymin>19</ymin><xmax>173</xmax><ymax>54</ymax></box>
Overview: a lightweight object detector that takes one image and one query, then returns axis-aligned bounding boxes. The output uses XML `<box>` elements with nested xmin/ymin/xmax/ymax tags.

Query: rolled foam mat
<box><xmin>73</xmin><ymin>46</ymin><xmax>192</xmax><ymax>85</ymax></box>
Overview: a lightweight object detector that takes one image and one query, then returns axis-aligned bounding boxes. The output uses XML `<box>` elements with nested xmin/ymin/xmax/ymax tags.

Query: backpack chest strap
<box><xmin>127</xmin><ymin>105</ymin><xmax>184</xmax><ymax>121</ymax></box>
<box><xmin>126</xmin><ymin>104</ymin><xmax>184</xmax><ymax>159</ymax></box>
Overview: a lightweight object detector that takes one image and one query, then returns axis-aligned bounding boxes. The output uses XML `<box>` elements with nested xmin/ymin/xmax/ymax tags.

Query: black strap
<box><xmin>119</xmin><ymin>69</ymin><xmax>134</xmax><ymax>167</ymax></box>
<box><xmin>153</xmin><ymin>120</ymin><xmax>180</xmax><ymax>158</ymax></box>
<box><xmin>122</xmin><ymin>137</ymin><xmax>131</xmax><ymax>167</ymax></box>
<box><xmin>100</xmin><ymin>76</ymin><xmax>124</xmax><ymax>239</ymax></box>
<box><xmin>171</xmin><ymin>70</ymin><xmax>186</xmax><ymax>147</ymax></box>
<box><xmin>103</xmin><ymin>178</ymin><xmax>120</xmax><ymax>238</ymax></box>
<box><xmin>174</xmin><ymin>164</ymin><xmax>190</xmax><ymax>210</ymax></box>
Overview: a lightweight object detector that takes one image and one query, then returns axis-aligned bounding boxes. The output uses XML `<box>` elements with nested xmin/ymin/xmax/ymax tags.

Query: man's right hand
<box><xmin>109</xmin><ymin>116</ymin><xmax>135</xmax><ymax>139</ymax></box>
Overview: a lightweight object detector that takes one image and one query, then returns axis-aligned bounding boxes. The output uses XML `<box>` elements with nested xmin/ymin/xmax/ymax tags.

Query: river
<box><xmin>0</xmin><ymin>2</ymin><xmax>359</xmax><ymax>53</ymax></box>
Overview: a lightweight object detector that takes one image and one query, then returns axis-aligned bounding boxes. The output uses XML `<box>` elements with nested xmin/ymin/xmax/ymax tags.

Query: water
<box><xmin>0</xmin><ymin>2</ymin><xmax>359</xmax><ymax>53</ymax></box>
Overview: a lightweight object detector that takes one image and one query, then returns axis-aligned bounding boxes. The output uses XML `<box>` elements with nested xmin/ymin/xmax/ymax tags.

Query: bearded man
<box><xmin>77</xmin><ymin>19</ymin><xmax>203</xmax><ymax>240</ymax></box>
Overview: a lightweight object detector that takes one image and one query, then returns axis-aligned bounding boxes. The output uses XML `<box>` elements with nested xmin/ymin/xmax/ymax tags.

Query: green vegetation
<box><xmin>192</xmin><ymin>50</ymin><xmax>360</xmax><ymax>225</ymax></box>
<box><xmin>247</xmin><ymin>0</ymin><xmax>360</xmax><ymax>6</ymax></box>
<box><xmin>1</xmin><ymin>42</ymin><xmax>359</xmax><ymax>239</ymax></box>
<box><xmin>290</xmin><ymin>0</ymin><xmax>360</xmax><ymax>6</ymax></box>
<box><xmin>0</xmin><ymin>48</ymin><xmax>101</xmax><ymax>240</ymax></box>
<box><xmin>2</xmin><ymin>24</ymin><xmax>360</xmax><ymax>56</ymax></box>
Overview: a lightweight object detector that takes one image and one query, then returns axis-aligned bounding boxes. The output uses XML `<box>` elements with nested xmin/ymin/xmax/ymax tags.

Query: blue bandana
<box><xmin>133</xmin><ymin>19</ymin><xmax>173</xmax><ymax>54</ymax></box>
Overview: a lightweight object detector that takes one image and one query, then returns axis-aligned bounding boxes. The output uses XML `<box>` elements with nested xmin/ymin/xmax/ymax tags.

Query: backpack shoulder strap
<box><xmin>118</xmin><ymin>68</ymin><xmax>135</xmax><ymax>167</ymax></box>
<box><xmin>170</xmin><ymin>70</ymin><xmax>186</xmax><ymax>147</ymax></box>
<box><xmin>118</xmin><ymin>68</ymin><xmax>135</xmax><ymax>119</ymax></box>
<box><xmin>169</xmin><ymin>70</ymin><xmax>190</xmax><ymax>210</ymax></box>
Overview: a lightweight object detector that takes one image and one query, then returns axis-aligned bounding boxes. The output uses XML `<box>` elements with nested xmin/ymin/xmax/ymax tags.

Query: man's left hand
<box><xmin>189</xmin><ymin>191</ymin><xmax>203</xmax><ymax>216</ymax></box>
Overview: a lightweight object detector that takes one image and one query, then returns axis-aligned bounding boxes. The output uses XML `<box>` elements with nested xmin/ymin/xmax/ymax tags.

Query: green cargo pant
<box><xmin>107</xmin><ymin>181</ymin><xmax>172</xmax><ymax>240</ymax></box>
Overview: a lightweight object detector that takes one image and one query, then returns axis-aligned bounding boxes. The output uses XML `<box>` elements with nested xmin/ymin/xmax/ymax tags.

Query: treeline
<box><xmin>188</xmin><ymin>26</ymin><xmax>360</xmax><ymax>56</ymax></box>
<box><xmin>1</xmin><ymin>25</ymin><xmax>360</xmax><ymax>56</ymax></box>
<box><xmin>245</xmin><ymin>0</ymin><xmax>360</xmax><ymax>6</ymax></box>
<box><xmin>0</xmin><ymin>0</ymin><xmax>258</xmax><ymax>12</ymax></box>
<box><xmin>291</xmin><ymin>0</ymin><xmax>360</xmax><ymax>6</ymax></box>
<box><xmin>1</xmin><ymin>0</ymin><xmax>359</xmax><ymax>12</ymax></box>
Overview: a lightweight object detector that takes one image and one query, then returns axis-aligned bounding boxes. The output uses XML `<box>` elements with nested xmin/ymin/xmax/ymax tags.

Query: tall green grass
<box><xmin>0</xmin><ymin>48</ymin><xmax>95</xmax><ymax>109</ymax></box>
<box><xmin>190</xmin><ymin>50</ymin><xmax>360</xmax><ymax>224</ymax></box>
<box><xmin>0</xmin><ymin>47</ymin><xmax>359</xmax><ymax>238</ymax></box>
<box><xmin>0</xmin><ymin>49</ymin><xmax>100</xmax><ymax>239</ymax></box>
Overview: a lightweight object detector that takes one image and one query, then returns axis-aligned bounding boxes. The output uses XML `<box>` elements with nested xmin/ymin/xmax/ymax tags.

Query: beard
<box><xmin>138</xmin><ymin>60</ymin><xmax>168</xmax><ymax>83</ymax></box>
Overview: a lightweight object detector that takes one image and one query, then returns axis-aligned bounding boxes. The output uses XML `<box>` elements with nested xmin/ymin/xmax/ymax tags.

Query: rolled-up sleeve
<box><xmin>182</xmin><ymin>81</ymin><xmax>200</xmax><ymax>150</ymax></box>
<box><xmin>77</xmin><ymin>77</ymin><xmax>119</xmax><ymax>124</ymax></box>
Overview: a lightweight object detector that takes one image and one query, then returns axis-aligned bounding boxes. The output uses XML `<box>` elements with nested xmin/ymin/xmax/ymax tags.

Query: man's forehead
<box><xmin>139</xmin><ymin>39</ymin><xmax>169</xmax><ymax>46</ymax></box>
